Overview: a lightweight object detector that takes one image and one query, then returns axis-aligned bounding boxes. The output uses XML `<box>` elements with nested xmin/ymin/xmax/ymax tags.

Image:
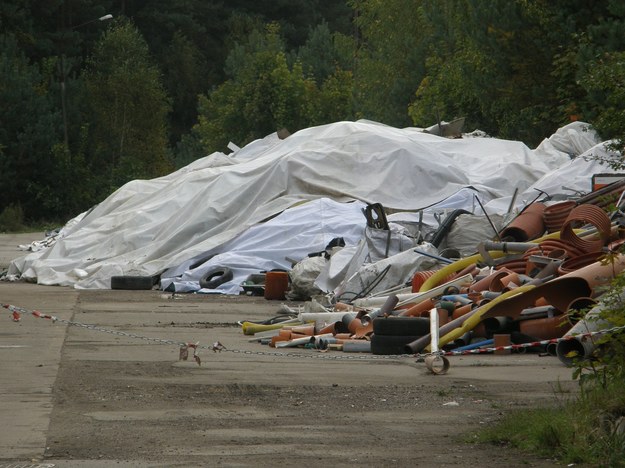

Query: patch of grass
<box><xmin>475</xmin><ymin>377</ymin><xmax>625</xmax><ymax>467</ymax></box>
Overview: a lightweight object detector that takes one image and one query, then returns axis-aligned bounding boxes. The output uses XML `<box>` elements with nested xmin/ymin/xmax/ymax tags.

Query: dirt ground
<box><xmin>0</xmin><ymin>233</ymin><xmax>578</xmax><ymax>467</ymax></box>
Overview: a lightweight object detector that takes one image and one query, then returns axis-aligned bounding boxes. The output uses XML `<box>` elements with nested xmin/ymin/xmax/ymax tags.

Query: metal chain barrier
<box><xmin>4</xmin><ymin>303</ymin><xmax>625</xmax><ymax>366</ymax></box>
<box><xmin>1</xmin><ymin>303</ymin><xmax>412</xmax><ymax>364</ymax></box>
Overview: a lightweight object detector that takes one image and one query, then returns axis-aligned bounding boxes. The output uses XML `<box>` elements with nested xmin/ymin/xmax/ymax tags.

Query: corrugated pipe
<box><xmin>560</xmin><ymin>204</ymin><xmax>612</xmax><ymax>253</ymax></box>
<box><xmin>543</xmin><ymin>200</ymin><xmax>577</xmax><ymax>233</ymax></box>
<box><xmin>418</xmin><ymin>231</ymin><xmax>563</xmax><ymax>293</ymax></box>
<box><xmin>557</xmin><ymin>251</ymin><xmax>605</xmax><ymax>276</ymax></box>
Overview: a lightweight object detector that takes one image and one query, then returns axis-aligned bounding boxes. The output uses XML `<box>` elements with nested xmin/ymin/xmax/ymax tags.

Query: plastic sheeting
<box><xmin>335</xmin><ymin>244</ymin><xmax>442</xmax><ymax>300</ymax></box>
<box><xmin>160</xmin><ymin>198</ymin><xmax>367</xmax><ymax>294</ymax></box>
<box><xmin>7</xmin><ymin>119</ymin><xmax>608</xmax><ymax>290</ymax></box>
<box><xmin>483</xmin><ymin>122</ymin><xmax>605</xmax><ymax>214</ymax></box>
<box><xmin>444</xmin><ymin>213</ymin><xmax>505</xmax><ymax>257</ymax></box>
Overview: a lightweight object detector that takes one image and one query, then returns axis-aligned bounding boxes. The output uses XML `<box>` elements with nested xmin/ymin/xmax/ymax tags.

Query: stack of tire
<box><xmin>370</xmin><ymin>316</ymin><xmax>431</xmax><ymax>355</ymax></box>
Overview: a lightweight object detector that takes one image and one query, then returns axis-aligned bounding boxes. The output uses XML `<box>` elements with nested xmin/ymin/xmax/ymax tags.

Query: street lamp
<box><xmin>60</xmin><ymin>14</ymin><xmax>113</xmax><ymax>149</ymax></box>
<box><xmin>72</xmin><ymin>14</ymin><xmax>114</xmax><ymax>30</ymax></box>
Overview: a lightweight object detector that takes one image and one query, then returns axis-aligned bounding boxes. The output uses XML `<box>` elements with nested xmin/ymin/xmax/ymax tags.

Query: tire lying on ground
<box><xmin>371</xmin><ymin>334</ymin><xmax>421</xmax><ymax>355</ymax></box>
<box><xmin>199</xmin><ymin>267</ymin><xmax>234</xmax><ymax>289</ymax></box>
<box><xmin>372</xmin><ymin>316</ymin><xmax>430</xmax><ymax>336</ymax></box>
<box><xmin>110</xmin><ymin>275</ymin><xmax>154</xmax><ymax>290</ymax></box>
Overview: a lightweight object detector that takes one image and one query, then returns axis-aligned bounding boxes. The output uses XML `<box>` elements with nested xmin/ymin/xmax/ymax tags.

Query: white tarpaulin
<box><xmin>160</xmin><ymin>198</ymin><xmax>367</xmax><ymax>294</ymax></box>
<box><xmin>7</xmin><ymin>119</ymin><xmax>608</xmax><ymax>290</ymax></box>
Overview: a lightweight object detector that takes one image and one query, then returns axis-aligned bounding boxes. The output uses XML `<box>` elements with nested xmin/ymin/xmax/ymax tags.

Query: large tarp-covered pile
<box><xmin>7</xmin><ymin>119</ymin><xmax>613</xmax><ymax>291</ymax></box>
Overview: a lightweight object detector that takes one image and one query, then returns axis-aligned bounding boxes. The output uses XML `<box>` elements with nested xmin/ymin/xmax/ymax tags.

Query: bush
<box><xmin>0</xmin><ymin>203</ymin><xmax>25</xmax><ymax>232</ymax></box>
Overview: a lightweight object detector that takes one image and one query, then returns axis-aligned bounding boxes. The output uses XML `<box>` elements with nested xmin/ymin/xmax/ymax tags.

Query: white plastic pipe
<box><xmin>298</xmin><ymin>311</ymin><xmax>355</xmax><ymax>324</ymax></box>
<box><xmin>353</xmin><ymin>274</ymin><xmax>473</xmax><ymax>308</ymax></box>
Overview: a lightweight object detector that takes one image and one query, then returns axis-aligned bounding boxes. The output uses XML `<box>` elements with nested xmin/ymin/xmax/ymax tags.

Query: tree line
<box><xmin>2</xmin><ymin>0</ymin><xmax>625</xmax><ymax>225</ymax></box>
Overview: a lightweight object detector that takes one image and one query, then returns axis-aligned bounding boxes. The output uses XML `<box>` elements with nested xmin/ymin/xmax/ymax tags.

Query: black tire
<box><xmin>199</xmin><ymin>267</ymin><xmax>234</xmax><ymax>289</ymax></box>
<box><xmin>371</xmin><ymin>334</ymin><xmax>421</xmax><ymax>355</ymax></box>
<box><xmin>372</xmin><ymin>317</ymin><xmax>431</xmax><ymax>336</ymax></box>
<box><xmin>110</xmin><ymin>275</ymin><xmax>154</xmax><ymax>290</ymax></box>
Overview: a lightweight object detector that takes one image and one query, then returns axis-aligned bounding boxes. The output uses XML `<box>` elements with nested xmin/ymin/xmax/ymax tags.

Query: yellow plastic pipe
<box><xmin>241</xmin><ymin>320</ymin><xmax>303</xmax><ymax>335</ymax></box>
<box><xmin>418</xmin><ymin>231</ymin><xmax>564</xmax><ymax>293</ymax></box>
<box><xmin>425</xmin><ymin>284</ymin><xmax>536</xmax><ymax>351</ymax></box>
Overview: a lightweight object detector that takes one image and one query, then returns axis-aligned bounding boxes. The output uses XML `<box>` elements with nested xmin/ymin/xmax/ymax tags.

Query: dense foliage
<box><xmin>2</xmin><ymin>1</ymin><xmax>625</xmax><ymax>225</ymax></box>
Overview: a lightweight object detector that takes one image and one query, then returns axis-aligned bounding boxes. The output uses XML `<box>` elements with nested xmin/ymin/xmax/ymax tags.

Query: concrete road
<box><xmin>0</xmin><ymin>233</ymin><xmax>575</xmax><ymax>467</ymax></box>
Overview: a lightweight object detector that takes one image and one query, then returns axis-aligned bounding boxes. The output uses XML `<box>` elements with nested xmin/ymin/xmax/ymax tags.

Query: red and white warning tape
<box><xmin>438</xmin><ymin>328</ymin><xmax>625</xmax><ymax>357</ymax></box>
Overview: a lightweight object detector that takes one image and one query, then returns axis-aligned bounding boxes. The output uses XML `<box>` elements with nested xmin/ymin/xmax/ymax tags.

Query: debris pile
<box><xmin>241</xmin><ymin>179</ymin><xmax>625</xmax><ymax>366</ymax></box>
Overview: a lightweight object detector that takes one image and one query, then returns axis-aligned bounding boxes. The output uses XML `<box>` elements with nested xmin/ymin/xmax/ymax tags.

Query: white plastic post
<box><xmin>429</xmin><ymin>307</ymin><xmax>439</xmax><ymax>354</ymax></box>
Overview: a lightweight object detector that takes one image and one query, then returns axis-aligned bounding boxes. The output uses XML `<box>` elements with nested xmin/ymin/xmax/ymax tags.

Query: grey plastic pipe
<box><xmin>482</xmin><ymin>241</ymin><xmax>536</xmax><ymax>253</ymax></box>
<box><xmin>556</xmin><ymin>303</ymin><xmax>611</xmax><ymax>366</ymax></box>
<box><xmin>360</xmin><ymin>294</ymin><xmax>399</xmax><ymax>325</ymax></box>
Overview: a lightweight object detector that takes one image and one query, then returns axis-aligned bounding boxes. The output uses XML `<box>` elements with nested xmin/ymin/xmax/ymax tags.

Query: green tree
<box><xmin>160</xmin><ymin>31</ymin><xmax>208</xmax><ymax>144</ymax></box>
<box><xmin>407</xmin><ymin>0</ymin><xmax>564</xmax><ymax>145</ymax></box>
<box><xmin>0</xmin><ymin>34</ymin><xmax>66</xmax><ymax>221</ymax></box>
<box><xmin>81</xmin><ymin>20</ymin><xmax>173</xmax><ymax>190</ymax></box>
<box><xmin>577</xmin><ymin>50</ymin><xmax>625</xmax><ymax>159</ymax></box>
<box><xmin>293</xmin><ymin>21</ymin><xmax>353</xmax><ymax>84</ymax></box>
<box><xmin>563</xmin><ymin>1</ymin><xmax>625</xmax><ymax>145</ymax></box>
<box><xmin>350</xmin><ymin>0</ymin><xmax>428</xmax><ymax>127</ymax></box>
<box><xmin>192</xmin><ymin>24</ymin><xmax>354</xmax><ymax>155</ymax></box>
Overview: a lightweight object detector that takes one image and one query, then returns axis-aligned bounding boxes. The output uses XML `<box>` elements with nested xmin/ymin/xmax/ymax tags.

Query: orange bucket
<box><xmin>264</xmin><ymin>271</ymin><xmax>289</xmax><ymax>300</ymax></box>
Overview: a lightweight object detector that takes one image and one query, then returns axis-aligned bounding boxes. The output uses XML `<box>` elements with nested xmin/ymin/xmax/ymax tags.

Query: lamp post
<box><xmin>60</xmin><ymin>14</ymin><xmax>113</xmax><ymax>149</ymax></box>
